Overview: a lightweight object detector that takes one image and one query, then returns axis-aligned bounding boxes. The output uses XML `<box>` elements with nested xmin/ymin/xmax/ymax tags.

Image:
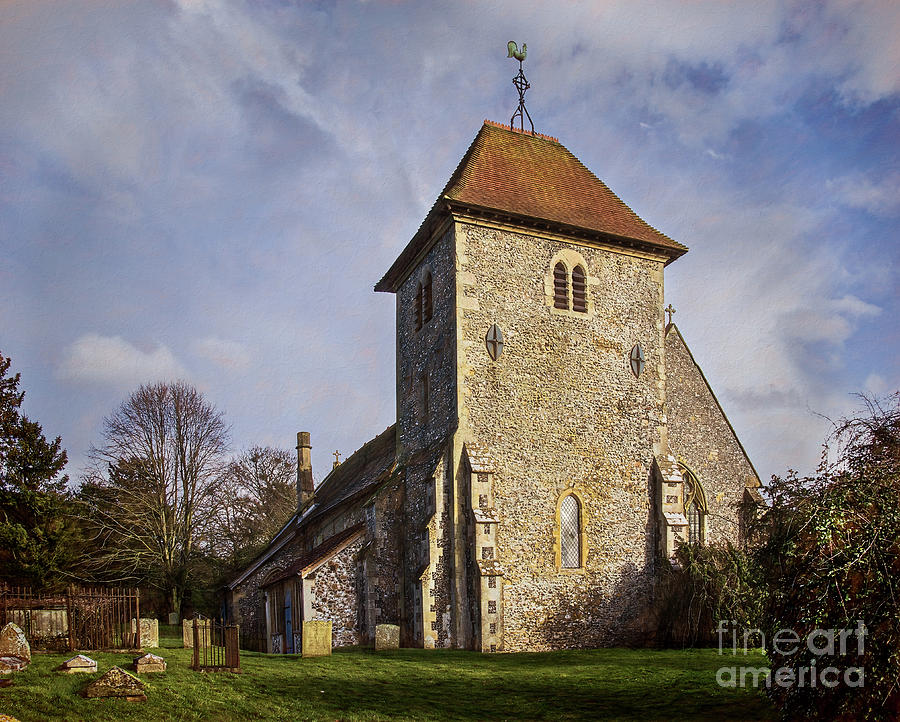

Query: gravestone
<box><xmin>133</xmin><ymin>653</ymin><xmax>166</xmax><ymax>673</ymax></box>
<box><xmin>84</xmin><ymin>666</ymin><xmax>147</xmax><ymax>702</ymax></box>
<box><xmin>168</xmin><ymin>612</ymin><xmax>179</xmax><ymax>625</ymax></box>
<box><xmin>131</xmin><ymin>618</ymin><xmax>159</xmax><ymax>648</ymax></box>
<box><xmin>182</xmin><ymin>618</ymin><xmax>209</xmax><ymax>648</ymax></box>
<box><xmin>301</xmin><ymin>620</ymin><xmax>332</xmax><ymax>657</ymax></box>
<box><xmin>0</xmin><ymin>657</ymin><xmax>28</xmax><ymax>674</ymax></box>
<box><xmin>0</xmin><ymin>624</ymin><xmax>30</xmax><ymax>664</ymax></box>
<box><xmin>57</xmin><ymin>655</ymin><xmax>97</xmax><ymax>674</ymax></box>
<box><xmin>375</xmin><ymin>624</ymin><xmax>400</xmax><ymax>651</ymax></box>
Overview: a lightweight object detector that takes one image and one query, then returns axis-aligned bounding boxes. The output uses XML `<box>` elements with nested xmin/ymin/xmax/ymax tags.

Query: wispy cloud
<box><xmin>57</xmin><ymin>334</ymin><xmax>188</xmax><ymax>387</ymax></box>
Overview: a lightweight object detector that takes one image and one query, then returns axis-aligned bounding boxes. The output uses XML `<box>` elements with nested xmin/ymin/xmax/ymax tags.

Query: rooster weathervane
<box><xmin>507</xmin><ymin>41</ymin><xmax>534</xmax><ymax>134</ymax></box>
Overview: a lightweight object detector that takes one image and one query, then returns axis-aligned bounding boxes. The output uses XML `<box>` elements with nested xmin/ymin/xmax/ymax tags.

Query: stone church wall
<box><xmin>310</xmin><ymin>537</ymin><xmax>365</xmax><ymax>647</ymax></box>
<box><xmin>664</xmin><ymin>326</ymin><xmax>759</xmax><ymax>544</ymax></box>
<box><xmin>454</xmin><ymin>222</ymin><xmax>669</xmax><ymax>650</ymax></box>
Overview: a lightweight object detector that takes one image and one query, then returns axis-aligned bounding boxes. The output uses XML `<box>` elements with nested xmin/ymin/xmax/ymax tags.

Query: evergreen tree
<box><xmin>0</xmin><ymin>352</ymin><xmax>76</xmax><ymax>589</ymax></box>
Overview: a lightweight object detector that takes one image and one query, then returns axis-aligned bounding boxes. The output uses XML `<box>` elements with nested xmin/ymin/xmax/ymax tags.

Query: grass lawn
<box><xmin>0</xmin><ymin>626</ymin><xmax>775</xmax><ymax>721</ymax></box>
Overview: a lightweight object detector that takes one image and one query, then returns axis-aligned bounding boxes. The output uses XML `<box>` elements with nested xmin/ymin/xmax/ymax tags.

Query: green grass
<box><xmin>0</xmin><ymin>628</ymin><xmax>775</xmax><ymax>721</ymax></box>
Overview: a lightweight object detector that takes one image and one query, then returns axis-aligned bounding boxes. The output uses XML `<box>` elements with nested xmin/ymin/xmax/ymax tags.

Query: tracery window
<box><xmin>559</xmin><ymin>494</ymin><xmax>582</xmax><ymax>568</ymax></box>
<box><xmin>682</xmin><ymin>466</ymin><xmax>707</xmax><ymax>545</ymax></box>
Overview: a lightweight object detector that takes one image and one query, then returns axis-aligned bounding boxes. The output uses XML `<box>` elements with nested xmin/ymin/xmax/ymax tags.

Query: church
<box><xmin>226</xmin><ymin>117</ymin><xmax>761</xmax><ymax>653</ymax></box>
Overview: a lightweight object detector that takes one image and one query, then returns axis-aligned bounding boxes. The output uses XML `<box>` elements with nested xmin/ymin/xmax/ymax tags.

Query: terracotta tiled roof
<box><xmin>376</xmin><ymin>121</ymin><xmax>687</xmax><ymax>292</ymax></box>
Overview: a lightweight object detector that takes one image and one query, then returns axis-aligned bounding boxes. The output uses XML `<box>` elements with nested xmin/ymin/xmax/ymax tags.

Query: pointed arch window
<box><xmin>681</xmin><ymin>466</ymin><xmax>708</xmax><ymax>545</ymax></box>
<box><xmin>571</xmin><ymin>265</ymin><xmax>587</xmax><ymax>313</ymax></box>
<box><xmin>559</xmin><ymin>494</ymin><xmax>582</xmax><ymax>568</ymax></box>
<box><xmin>553</xmin><ymin>262</ymin><xmax>568</xmax><ymax>309</ymax></box>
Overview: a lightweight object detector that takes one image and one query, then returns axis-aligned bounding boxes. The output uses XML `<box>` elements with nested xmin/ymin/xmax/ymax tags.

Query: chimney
<box><xmin>296</xmin><ymin>431</ymin><xmax>314</xmax><ymax>509</ymax></box>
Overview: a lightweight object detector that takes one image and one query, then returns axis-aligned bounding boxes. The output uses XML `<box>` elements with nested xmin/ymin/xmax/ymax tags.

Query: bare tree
<box><xmin>208</xmin><ymin>446</ymin><xmax>298</xmax><ymax>569</ymax></box>
<box><xmin>78</xmin><ymin>381</ymin><xmax>229</xmax><ymax>617</ymax></box>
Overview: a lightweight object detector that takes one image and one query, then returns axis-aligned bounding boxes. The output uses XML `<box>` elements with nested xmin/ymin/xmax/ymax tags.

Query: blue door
<box><xmin>284</xmin><ymin>585</ymin><xmax>293</xmax><ymax>653</ymax></box>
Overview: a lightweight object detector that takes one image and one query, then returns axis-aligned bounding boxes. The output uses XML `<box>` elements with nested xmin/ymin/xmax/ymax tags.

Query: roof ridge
<box><xmin>482</xmin><ymin>119</ymin><xmax>559</xmax><ymax>143</ymax></box>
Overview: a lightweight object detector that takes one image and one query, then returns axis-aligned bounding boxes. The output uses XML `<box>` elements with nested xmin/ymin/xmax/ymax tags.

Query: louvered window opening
<box><xmin>688</xmin><ymin>502</ymin><xmax>702</xmax><ymax>544</ymax></box>
<box><xmin>571</xmin><ymin>265</ymin><xmax>587</xmax><ymax>313</ymax></box>
<box><xmin>553</xmin><ymin>262</ymin><xmax>568</xmax><ymax>309</ymax></box>
<box><xmin>560</xmin><ymin>495</ymin><xmax>581</xmax><ymax>568</ymax></box>
<box><xmin>415</xmin><ymin>282</ymin><xmax>423</xmax><ymax>331</ymax></box>
<box><xmin>423</xmin><ymin>272</ymin><xmax>433</xmax><ymax>323</ymax></box>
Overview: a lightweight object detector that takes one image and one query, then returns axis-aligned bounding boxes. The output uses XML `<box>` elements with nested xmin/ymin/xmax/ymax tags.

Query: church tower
<box><xmin>376</xmin><ymin>120</ymin><xmax>691</xmax><ymax>651</ymax></box>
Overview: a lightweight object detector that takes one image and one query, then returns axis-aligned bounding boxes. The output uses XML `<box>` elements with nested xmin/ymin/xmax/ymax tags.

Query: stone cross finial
<box><xmin>665</xmin><ymin>304</ymin><xmax>676</xmax><ymax>325</ymax></box>
<box><xmin>333</xmin><ymin>450</ymin><xmax>341</xmax><ymax>469</ymax></box>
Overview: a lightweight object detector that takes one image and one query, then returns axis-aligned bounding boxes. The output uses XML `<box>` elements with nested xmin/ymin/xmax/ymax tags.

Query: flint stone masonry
<box><xmin>133</xmin><ymin>653</ymin><xmax>166</xmax><ymax>673</ymax></box>
<box><xmin>0</xmin><ymin>624</ymin><xmax>30</xmax><ymax>663</ymax></box>
<box><xmin>225</xmin><ymin>121</ymin><xmax>759</xmax><ymax>653</ymax></box>
<box><xmin>375</xmin><ymin>624</ymin><xmax>400</xmax><ymax>650</ymax></box>
<box><xmin>301</xmin><ymin>620</ymin><xmax>332</xmax><ymax>657</ymax></box>
<box><xmin>310</xmin><ymin>537</ymin><xmax>364</xmax><ymax>647</ymax></box>
<box><xmin>664</xmin><ymin>325</ymin><xmax>760</xmax><ymax>542</ymax></box>
<box><xmin>84</xmin><ymin>666</ymin><xmax>147</xmax><ymax>701</ymax></box>
<box><xmin>57</xmin><ymin>655</ymin><xmax>97</xmax><ymax>674</ymax></box>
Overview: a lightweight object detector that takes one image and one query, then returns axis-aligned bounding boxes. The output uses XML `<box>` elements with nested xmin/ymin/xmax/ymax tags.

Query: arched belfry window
<box><xmin>547</xmin><ymin>253</ymin><xmax>590</xmax><ymax>316</ymax></box>
<box><xmin>571</xmin><ymin>265</ymin><xmax>587</xmax><ymax>313</ymax></box>
<box><xmin>559</xmin><ymin>494</ymin><xmax>582</xmax><ymax>568</ymax></box>
<box><xmin>553</xmin><ymin>262</ymin><xmax>568</xmax><ymax>309</ymax></box>
<box><xmin>681</xmin><ymin>466</ymin><xmax>708</xmax><ymax>545</ymax></box>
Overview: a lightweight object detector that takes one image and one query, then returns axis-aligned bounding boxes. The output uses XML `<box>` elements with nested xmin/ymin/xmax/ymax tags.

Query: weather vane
<box><xmin>507</xmin><ymin>41</ymin><xmax>534</xmax><ymax>134</ymax></box>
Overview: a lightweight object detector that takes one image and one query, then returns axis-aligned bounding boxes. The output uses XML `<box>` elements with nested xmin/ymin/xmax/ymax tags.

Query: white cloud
<box><xmin>57</xmin><ymin>334</ymin><xmax>188</xmax><ymax>386</ymax></box>
<box><xmin>827</xmin><ymin>172</ymin><xmax>900</xmax><ymax>217</ymax></box>
<box><xmin>192</xmin><ymin>337</ymin><xmax>251</xmax><ymax>371</ymax></box>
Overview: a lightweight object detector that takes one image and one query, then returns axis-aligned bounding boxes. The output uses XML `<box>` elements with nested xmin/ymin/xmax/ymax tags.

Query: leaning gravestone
<box><xmin>57</xmin><ymin>655</ymin><xmax>97</xmax><ymax>674</ymax></box>
<box><xmin>375</xmin><ymin>624</ymin><xmax>400</xmax><ymax>651</ymax></box>
<box><xmin>84</xmin><ymin>666</ymin><xmax>147</xmax><ymax>702</ymax></box>
<box><xmin>0</xmin><ymin>623</ymin><xmax>30</xmax><ymax>664</ymax></box>
<box><xmin>133</xmin><ymin>653</ymin><xmax>166</xmax><ymax>674</ymax></box>
<box><xmin>301</xmin><ymin>620</ymin><xmax>332</xmax><ymax>657</ymax></box>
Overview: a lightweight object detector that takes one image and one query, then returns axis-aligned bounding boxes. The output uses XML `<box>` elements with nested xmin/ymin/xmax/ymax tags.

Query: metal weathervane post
<box><xmin>507</xmin><ymin>41</ymin><xmax>534</xmax><ymax>134</ymax></box>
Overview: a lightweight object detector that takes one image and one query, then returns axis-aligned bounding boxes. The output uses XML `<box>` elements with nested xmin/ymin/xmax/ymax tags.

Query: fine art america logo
<box><xmin>715</xmin><ymin>620</ymin><xmax>867</xmax><ymax>689</ymax></box>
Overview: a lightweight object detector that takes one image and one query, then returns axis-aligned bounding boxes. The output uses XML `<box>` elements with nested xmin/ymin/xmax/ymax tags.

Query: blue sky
<box><xmin>1</xmin><ymin>0</ymin><xmax>897</xmax><ymax>484</ymax></box>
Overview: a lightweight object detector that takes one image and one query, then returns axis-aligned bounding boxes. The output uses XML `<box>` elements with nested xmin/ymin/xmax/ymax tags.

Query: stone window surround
<box><xmin>679</xmin><ymin>462</ymin><xmax>709</xmax><ymax>545</ymax></box>
<box><xmin>553</xmin><ymin>488</ymin><xmax>588</xmax><ymax>573</ymax></box>
<box><xmin>544</xmin><ymin>249</ymin><xmax>596</xmax><ymax>319</ymax></box>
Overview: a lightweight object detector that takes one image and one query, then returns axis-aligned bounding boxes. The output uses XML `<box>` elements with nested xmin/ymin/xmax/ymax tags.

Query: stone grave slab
<box><xmin>133</xmin><ymin>653</ymin><xmax>166</xmax><ymax>673</ymax></box>
<box><xmin>131</xmin><ymin>618</ymin><xmax>159</xmax><ymax>648</ymax></box>
<box><xmin>182</xmin><ymin>618</ymin><xmax>209</xmax><ymax>648</ymax></box>
<box><xmin>375</xmin><ymin>624</ymin><xmax>400</xmax><ymax>651</ymax></box>
<box><xmin>301</xmin><ymin>620</ymin><xmax>332</xmax><ymax>657</ymax></box>
<box><xmin>84</xmin><ymin>666</ymin><xmax>147</xmax><ymax>702</ymax></box>
<box><xmin>0</xmin><ymin>657</ymin><xmax>28</xmax><ymax>674</ymax></box>
<box><xmin>0</xmin><ymin>623</ymin><xmax>30</xmax><ymax>663</ymax></box>
<box><xmin>57</xmin><ymin>654</ymin><xmax>97</xmax><ymax>674</ymax></box>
